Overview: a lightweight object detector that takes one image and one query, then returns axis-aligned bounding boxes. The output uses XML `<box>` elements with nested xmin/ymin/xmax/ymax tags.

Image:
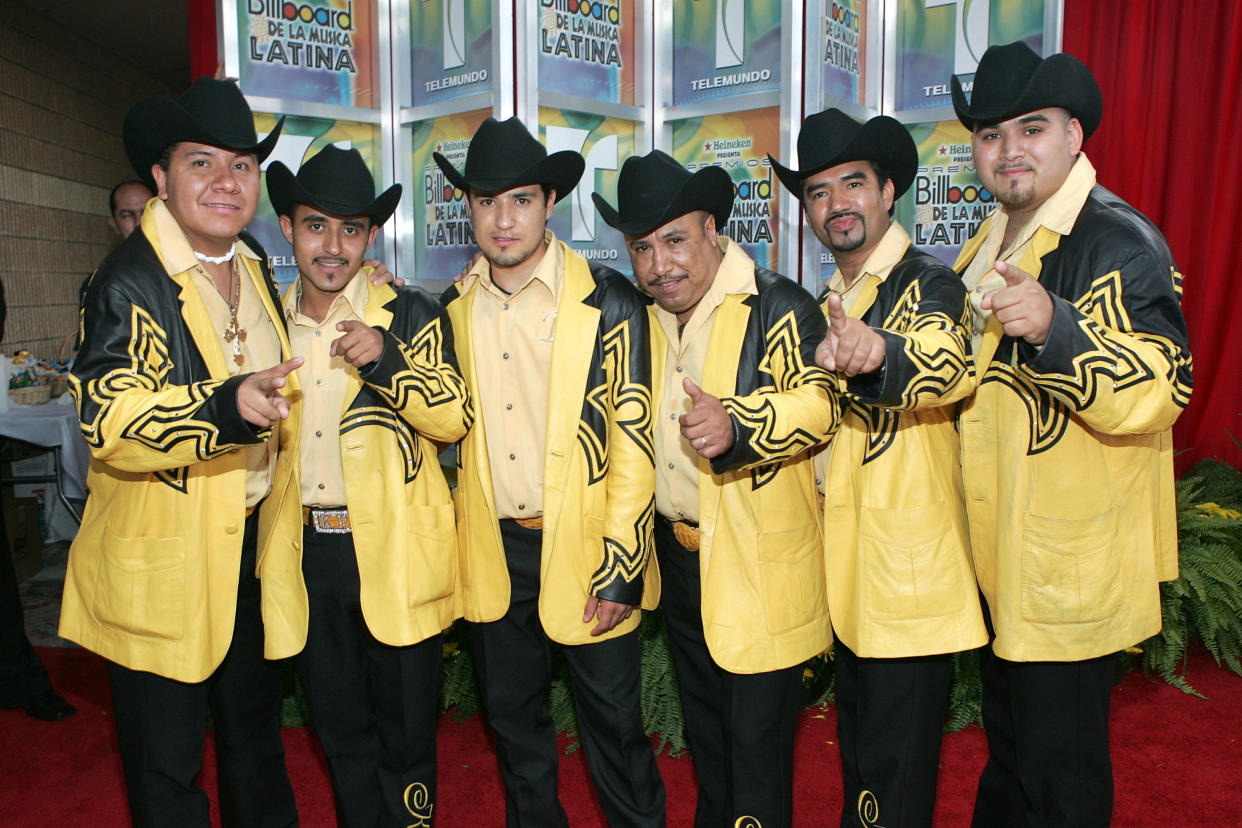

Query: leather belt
<box><xmin>513</xmin><ymin>516</ymin><xmax>544</xmax><ymax>530</ymax></box>
<box><xmin>303</xmin><ymin>506</ymin><xmax>351</xmax><ymax>533</ymax></box>
<box><xmin>668</xmin><ymin>518</ymin><xmax>700</xmax><ymax>551</ymax></box>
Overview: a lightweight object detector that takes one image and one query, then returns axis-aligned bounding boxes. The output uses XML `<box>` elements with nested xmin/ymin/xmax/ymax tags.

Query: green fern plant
<box><xmin>1139</xmin><ymin>469</ymin><xmax>1242</xmax><ymax>694</ymax></box>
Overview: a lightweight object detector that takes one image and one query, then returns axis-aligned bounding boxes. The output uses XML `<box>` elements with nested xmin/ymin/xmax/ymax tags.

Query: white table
<box><xmin>0</xmin><ymin>398</ymin><xmax>89</xmax><ymax>539</ymax></box>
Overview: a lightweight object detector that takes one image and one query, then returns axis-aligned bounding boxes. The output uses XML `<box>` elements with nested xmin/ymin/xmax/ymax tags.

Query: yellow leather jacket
<box><xmin>443</xmin><ymin>242</ymin><xmax>658</xmax><ymax>645</ymax></box>
<box><xmin>260</xmin><ymin>280</ymin><xmax>472</xmax><ymax>657</ymax></box>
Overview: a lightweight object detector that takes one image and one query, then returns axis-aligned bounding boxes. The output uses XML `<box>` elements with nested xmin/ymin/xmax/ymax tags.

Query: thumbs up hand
<box><xmin>679</xmin><ymin>378</ymin><xmax>734</xmax><ymax>459</ymax></box>
<box><xmin>981</xmin><ymin>260</ymin><xmax>1054</xmax><ymax>345</ymax></box>
<box><xmin>815</xmin><ymin>293</ymin><xmax>886</xmax><ymax>375</ymax></box>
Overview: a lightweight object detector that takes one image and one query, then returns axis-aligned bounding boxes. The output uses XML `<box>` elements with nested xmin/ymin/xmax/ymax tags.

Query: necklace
<box><xmin>194</xmin><ymin>242</ymin><xmax>236</xmax><ymax>265</ymax></box>
<box><xmin>222</xmin><ymin>257</ymin><xmax>247</xmax><ymax>367</ymax></box>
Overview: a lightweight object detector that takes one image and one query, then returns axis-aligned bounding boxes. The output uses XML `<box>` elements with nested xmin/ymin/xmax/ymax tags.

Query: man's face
<box><xmin>800</xmin><ymin>160</ymin><xmax>894</xmax><ymax>256</ymax></box>
<box><xmin>626</xmin><ymin>211</ymin><xmax>724</xmax><ymax>325</ymax></box>
<box><xmin>279</xmin><ymin>204</ymin><xmax>377</xmax><ymax>297</ymax></box>
<box><xmin>467</xmin><ymin>185</ymin><xmax>555</xmax><ymax>271</ymax></box>
<box><xmin>109</xmin><ymin>182</ymin><xmax>153</xmax><ymax>240</ymax></box>
<box><xmin>972</xmin><ymin>107</ymin><xmax>1083</xmax><ymax>218</ymax></box>
<box><xmin>152</xmin><ymin>142</ymin><xmax>260</xmax><ymax>253</ymax></box>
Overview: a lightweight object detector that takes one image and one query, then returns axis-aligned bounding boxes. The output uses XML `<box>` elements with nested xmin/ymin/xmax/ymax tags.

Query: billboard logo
<box><xmin>716</xmin><ymin>0</ymin><xmax>745</xmax><ymax>69</ymax></box>
<box><xmin>443</xmin><ymin>0</ymin><xmax>465</xmax><ymax>70</ymax></box>
<box><xmin>544</xmin><ymin>125</ymin><xmax>617</xmax><ymax>243</ymax></box>
<box><xmin>925</xmin><ymin>0</ymin><xmax>990</xmax><ymax>75</ymax></box>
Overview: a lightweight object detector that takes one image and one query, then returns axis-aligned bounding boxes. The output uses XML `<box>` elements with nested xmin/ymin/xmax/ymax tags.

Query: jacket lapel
<box><xmin>342</xmin><ymin>280</ymin><xmax>396</xmax><ymax>414</ymax></box>
<box><xmin>697</xmin><ymin>293</ymin><xmax>751</xmax><ymax>560</ymax></box>
<box><xmin>450</xmin><ymin>277</ymin><xmax>498</xmax><ymax>518</ymax></box>
<box><xmin>169</xmin><ymin>270</ymin><xmax>229</xmax><ymax>379</ymax></box>
<box><xmin>544</xmin><ymin>245</ymin><xmax>600</xmax><ymax>510</ymax></box>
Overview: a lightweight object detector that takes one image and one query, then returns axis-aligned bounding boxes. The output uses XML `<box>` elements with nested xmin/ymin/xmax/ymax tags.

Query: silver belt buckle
<box><xmin>312</xmin><ymin>508</ymin><xmax>351</xmax><ymax>533</ymax></box>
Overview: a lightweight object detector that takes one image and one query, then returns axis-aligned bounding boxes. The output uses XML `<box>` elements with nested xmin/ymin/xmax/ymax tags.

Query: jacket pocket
<box><xmin>757</xmin><ymin>522</ymin><xmax>823</xmax><ymax>635</ymax></box>
<box><xmin>861</xmin><ymin>503</ymin><xmax>963</xmax><ymax>620</ymax></box>
<box><xmin>94</xmin><ymin>527</ymin><xmax>186</xmax><ymax>640</ymax></box>
<box><xmin>1020</xmin><ymin>511</ymin><xmax>1121</xmax><ymax>624</ymax></box>
<box><xmin>408</xmin><ymin>502</ymin><xmax>457</xmax><ymax>607</ymax></box>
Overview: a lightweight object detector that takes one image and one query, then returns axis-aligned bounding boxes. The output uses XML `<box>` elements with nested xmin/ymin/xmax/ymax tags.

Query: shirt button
<box><xmin>509</xmin><ymin>453</ymin><xmax>516</xmax><ymax>460</ymax></box>
<box><xmin>668</xmin><ymin>463</ymin><xmax>675</xmax><ymax>470</ymax></box>
<box><xmin>316</xmin><ymin>378</ymin><xmax>324</xmax><ymax>386</ymax></box>
<box><xmin>676</xmin><ymin>366</ymin><xmax>684</xmax><ymax>373</ymax></box>
<box><xmin>518</xmin><ymin>503</ymin><xmax>525</xmax><ymax>510</ymax></box>
<box><xmin>502</xmin><ymin>352</ymin><xmax>510</xmax><ymax>359</ymax></box>
<box><xmin>317</xmin><ymin>483</ymin><xmax>325</xmax><ymax>490</ymax></box>
<box><xmin>315</xmin><ymin>430</ymin><xmax>322</xmax><ymax>438</ymax></box>
<box><xmin>506</xmin><ymin>403</ymin><xmax>513</xmax><ymax>410</ymax></box>
<box><xmin>669</xmin><ymin>413</ymin><xmax>677</xmax><ymax>420</ymax></box>
<box><xmin>678</xmin><ymin>511</ymin><xmax>685</xmax><ymax>518</ymax></box>
<box><xmin>314</xmin><ymin>330</ymin><xmax>322</xmax><ymax>337</ymax></box>
<box><xmin>976</xmin><ymin>286</ymin><xmax>984</xmax><ymax>292</ymax></box>
<box><xmin>502</xmin><ymin>303</ymin><xmax>510</xmax><ymax>310</ymax></box>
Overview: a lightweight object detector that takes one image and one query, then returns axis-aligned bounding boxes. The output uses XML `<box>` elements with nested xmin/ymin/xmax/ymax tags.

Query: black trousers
<box><xmin>295</xmin><ymin>525</ymin><xmax>442</xmax><ymax>827</ymax></box>
<box><xmin>971</xmin><ymin>601</ymin><xmax>1118</xmax><ymax>828</ymax></box>
<box><xmin>833</xmin><ymin>638</ymin><xmax>952</xmax><ymax>828</ymax></box>
<box><xmin>0</xmin><ymin>501</ymin><xmax>52</xmax><ymax>708</ymax></box>
<box><xmin>106</xmin><ymin>511</ymin><xmax>296</xmax><ymax>828</ymax></box>
<box><xmin>655</xmin><ymin>516</ymin><xmax>802</xmax><ymax>828</ymax></box>
<box><xmin>470</xmin><ymin>519</ymin><xmax>666</xmax><ymax>828</ymax></box>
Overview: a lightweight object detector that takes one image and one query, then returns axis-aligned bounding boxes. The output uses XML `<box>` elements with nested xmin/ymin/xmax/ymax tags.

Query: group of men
<box><xmin>62</xmin><ymin>39</ymin><xmax>1190</xmax><ymax>828</ymax></box>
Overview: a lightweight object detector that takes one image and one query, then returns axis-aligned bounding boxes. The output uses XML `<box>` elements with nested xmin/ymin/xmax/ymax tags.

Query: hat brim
<box><xmin>125</xmin><ymin>95</ymin><xmax>284</xmax><ymax>182</ymax></box>
<box><xmin>768</xmin><ymin>116</ymin><xmax>917</xmax><ymax>200</ymax></box>
<box><xmin>951</xmin><ymin>53</ymin><xmax>1102</xmax><ymax>139</ymax></box>
<box><xmin>433</xmin><ymin>150</ymin><xmax>585</xmax><ymax>204</ymax></box>
<box><xmin>266</xmin><ymin>161</ymin><xmax>402</xmax><ymax>227</ymax></box>
<box><xmin>593</xmin><ymin>166</ymin><xmax>735</xmax><ymax>237</ymax></box>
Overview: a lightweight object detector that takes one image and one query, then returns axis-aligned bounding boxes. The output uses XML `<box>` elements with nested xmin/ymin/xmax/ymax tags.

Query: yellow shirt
<box><xmin>470</xmin><ymin>232</ymin><xmax>562</xmax><ymax>520</ymax></box>
<box><xmin>149</xmin><ymin>199</ymin><xmax>280</xmax><ymax>508</ymax></box>
<box><xmin>963</xmin><ymin>154</ymin><xmax>1097</xmax><ymax>351</ymax></box>
<box><xmin>653</xmin><ymin>237</ymin><xmax>757</xmax><ymax>523</ymax></box>
<box><xmin>284</xmin><ymin>270</ymin><xmax>371</xmax><ymax>507</ymax></box>
<box><xmin>813</xmin><ymin>221</ymin><xmax>913</xmax><ymax>492</ymax></box>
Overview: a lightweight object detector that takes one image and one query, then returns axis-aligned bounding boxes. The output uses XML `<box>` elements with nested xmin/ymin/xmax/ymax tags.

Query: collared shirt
<box><xmin>963</xmin><ymin>153</ymin><xmax>1097</xmax><ymax>351</ymax></box>
<box><xmin>824</xmin><ymin>221</ymin><xmax>911</xmax><ymax>310</ymax></box>
<box><xmin>284</xmin><ymin>269</ymin><xmax>371</xmax><ymax>507</ymax></box>
<box><xmin>813</xmin><ymin>221</ymin><xmax>912</xmax><ymax>492</ymax></box>
<box><xmin>653</xmin><ymin>237</ymin><xmax>758</xmax><ymax>523</ymax></box>
<box><xmin>471</xmin><ymin>231</ymin><xmax>562</xmax><ymax>520</ymax></box>
<box><xmin>146</xmin><ymin>199</ymin><xmax>281</xmax><ymax>508</ymax></box>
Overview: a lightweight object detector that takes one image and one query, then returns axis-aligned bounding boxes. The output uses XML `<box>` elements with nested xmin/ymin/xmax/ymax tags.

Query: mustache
<box><xmin>826</xmin><ymin>210</ymin><xmax>863</xmax><ymax>224</ymax></box>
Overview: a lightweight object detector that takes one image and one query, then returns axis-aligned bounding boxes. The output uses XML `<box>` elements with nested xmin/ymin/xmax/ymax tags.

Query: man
<box><xmin>769</xmin><ymin>109</ymin><xmax>987</xmax><ymax>827</ymax></box>
<box><xmin>951</xmin><ymin>42</ymin><xmax>1193</xmax><ymax>826</ymax></box>
<box><xmin>257</xmin><ymin>145</ymin><xmax>470</xmax><ymax>826</ymax></box>
<box><xmin>109</xmin><ymin>180</ymin><xmax>155</xmax><ymax>240</ymax></box>
<box><xmin>438</xmin><ymin>117</ymin><xmax>665</xmax><ymax>827</ymax></box>
<box><xmin>78</xmin><ymin>181</ymin><xmax>157</xmax><ymax>346</ymax></box>
<box><xmin>0</xmin><ymin>276</ymin><xmax>76</xmax><ymax>723</ymax></box>
<box><xmin>594</xmin><ymin>151</ymin><xmax>839</xmax><ymax>828</ymax></box>
<box><xmin>62</xmin><ymin>77</ymin><xmax>303</xmax><ymax>827</ymax></box>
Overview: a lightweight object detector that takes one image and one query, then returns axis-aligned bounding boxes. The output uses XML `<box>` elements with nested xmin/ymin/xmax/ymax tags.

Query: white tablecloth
<box><xmin>0</xmin><ymin>398</ymin><xmax>88</xmax><ymax>500</ymax></box>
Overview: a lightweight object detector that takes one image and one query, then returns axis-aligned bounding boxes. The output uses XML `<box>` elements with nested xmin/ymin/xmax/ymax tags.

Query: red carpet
<box><xmin>1</xmin><ymin>647</ymin><xmax>1239</xmax><ymax>826</ymax></box>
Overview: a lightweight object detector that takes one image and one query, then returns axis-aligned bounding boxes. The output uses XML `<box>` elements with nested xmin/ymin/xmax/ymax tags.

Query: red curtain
<box><xmin>1064</xmin><ymin>0</ymin><xmax>1242</xmax><ymax>472</ymax></box>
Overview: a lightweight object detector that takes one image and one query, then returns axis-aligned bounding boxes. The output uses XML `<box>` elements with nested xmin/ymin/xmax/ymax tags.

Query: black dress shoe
<box><xmin>23</xmin><ymin>689</ymin><xmax>76</xmax><ymax>721</ymax></box>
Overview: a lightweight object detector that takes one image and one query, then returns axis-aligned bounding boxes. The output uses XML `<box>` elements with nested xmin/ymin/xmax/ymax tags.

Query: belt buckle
<box><xmin>312</xmin><ymin>509</ymin><xmax>351</xmax><ymax>534</ymax></box>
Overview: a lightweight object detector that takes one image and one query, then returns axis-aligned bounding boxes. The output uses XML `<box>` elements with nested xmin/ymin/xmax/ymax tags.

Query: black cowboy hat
<box><xmin>432</xmin><ymin>116</ymin><xmax>583</xmax><ymax>203</ymax></box>
<box><xmin>768</xmin><ymin>109</ymin><xmax>917</xmax><ymax>199</ymax></box>
<box><xmin>592</xmin><ymin>151</ymin><xmax>734</xmax><ymax>236</ymax></box>
<box><xmin>123</xmin><ymin>77</ymin><xmax>284</xmax><ymax>183</ymax></box>
<box><xmin>951</xmin><ymin>41</ymin><xmax>1102</xmax><ymax>139</ymax></box>
<box><xmin>266</xmin><ymin>145</ymin><xmax>402</xmax><ymax>226</ymax></box>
